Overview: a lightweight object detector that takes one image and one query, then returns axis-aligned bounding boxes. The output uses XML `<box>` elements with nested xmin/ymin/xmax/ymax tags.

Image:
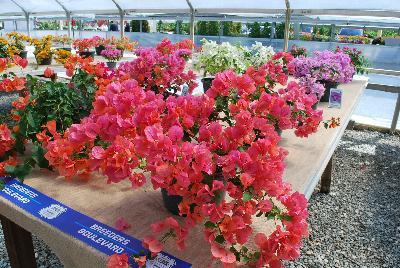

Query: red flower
<box><xmin>13</xmin><ymin>55</ymin><xmax>28</xmax><ymax>69</ymax></box>
<box><xmin>107</xmin><ymin>253</ymin><xmax>129</xmax><ymax>268</ymax></box>
<box><xmin>44</xmin><ymin>67</ymin><xmax>55</xmax><ymax>78</ymax></box>
<box><xmin>115</xmin><ymin>217</ymin><xmax>131</xmax><ymax>231</ymax></box>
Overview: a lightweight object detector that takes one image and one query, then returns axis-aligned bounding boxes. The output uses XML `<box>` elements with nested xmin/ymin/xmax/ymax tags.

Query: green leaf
<box><xmin>31</xmin><ymin>143</ymin><xmax>49</xmax><ymax>169</ymax></box>
<box><xmin>26</xmin><ymin>111</ymin><xmax>36</xmax><ymax>128</ymax></box>
<box><xmin>215</xmin><ymin>235</ymin><xmax>225</xmax><ymax>244</ymax></box>
<box><xmin>4</xmin><ymin>165</ymin><xmax>15</xmax><ymax>174</ymax></box>
<box><xmin>204</xmin><ymin>221</ymin><xmax>217</xmax><ymax>229</ymax></box>
<box><xmin>242</xmin><ymin>191</ymin><xmax>252</xmax><ymax>202</ymax></box>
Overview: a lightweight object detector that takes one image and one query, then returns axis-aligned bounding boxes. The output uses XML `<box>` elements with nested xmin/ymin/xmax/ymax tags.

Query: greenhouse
<box><xmin>0</xmin><ymin>1</ymin><xmax>399</xmax><ymax>268</ymax></box>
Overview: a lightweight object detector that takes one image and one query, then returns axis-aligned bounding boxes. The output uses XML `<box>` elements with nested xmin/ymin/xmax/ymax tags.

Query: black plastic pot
<box><xmin>274</xmin><ymin>125</ymin><xmax>282</xmax><ymax>136</ymax></box>
<box><xmin>201</xmin><ymin>77</ymin><xmax>214</xmax><ymax>93</ymax></box>
<box><xmin>95</xmin><ymin>45</ymin><xmax>105</xmax><ymax>56</ymax></box>
<box><xmin>117</xmin><ymin>48</ymin><xmax>124</xmax><ymax>57</ymax></box>
<box><xmin>106</xmin><ymin>61</ymin><xmax>117</xmax><ymax>69</ymax></box>
<box><xmin>59</xmin><ymin>47</ymin><xmax>71</xmax><ymax>52</ymax></box>
<box><xmin>162</xmin><ymin>174</ymin><xmax>225</xmax><ymax>216</ymax></box>
<box><xmin>37</xmin><ymin>56</ymin><xmax>52</xmax><ymax>65</ymax></box>
<box><xmin>320</xmin><ymin>81</ymin><xmax>339</xmax><ymax>102</ymax></box>
<box><xmin>161</xmin><ymin>188</ymin><xmax>183</xmax><ymax>216</ymax></box>
<box><xmin>18</xmin><ymin>51</ymin><xmax>28</xmax><ymax>59</ymax></box>
<box><xmin>312</xmin><ymin>102</ymin><xmax>318</xmax><ymax>110</ymax></box>
<box><xmin>79</xmin><ymin>51</ymin><xmax>95</xmax><ymax>58</ymax></box>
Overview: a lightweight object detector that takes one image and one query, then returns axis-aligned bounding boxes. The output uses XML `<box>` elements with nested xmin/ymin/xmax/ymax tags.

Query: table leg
<box><xmin>0</xmin><ymin>215</ymin><xmax>37</xmax><ymax>268</ymax></box>
<box><xmin>320</xmin><ymin>157</ymin><xmax>333</xmax><ymax>193</ymax></box>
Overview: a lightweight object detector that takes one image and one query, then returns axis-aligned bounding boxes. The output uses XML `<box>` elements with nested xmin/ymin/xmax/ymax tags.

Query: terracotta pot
<box><xmin>95</xmin><ymin>45</ymin><xmax>105</xmax><ymax>56</ymax></box>
<box><xmin>106</xmin><ymin>61</ymin><xmax>117</xmax><ymax>69</ymax></box>
<box><xmin>201</xmin><ymin>77</ymin><xmax>214</xmax><ymax>93</ymax></box>
<box><xmin>319</xmin><ymin>80</ymin><xmax>339</xmax><ymax>102</ymax></box>
<box><xmin>18</xmin><ymin>51</ymin><xmax>28</xmax><ymax>59</ymax></box>
<box><xmin>79</xmin><ymin>51</ymin><xmax>95</xmax><ymax>58</ymax></box>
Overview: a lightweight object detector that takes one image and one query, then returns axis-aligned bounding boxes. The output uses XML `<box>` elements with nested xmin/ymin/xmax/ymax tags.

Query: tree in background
<box><xmin>208</xmin><ymin>21</ymin><xmax>220</xmax><ymax>36</ymax></box>
<box><xmin>156</xmin><ymin>20</ymin><xmax>163</xmax><ymax>32</ymax></box>
<box><xmin>276</xmin><ymin>22</ymin><xmax>286</xmax><ymax>39</ymax></box>
<box><xmin>197</xmin><ymin>21</ymin><xmax>208</xmax><ymax>35</ymax></box>
<box><xmin>130</xmin><ymin>20</ymin><xmax>150</xmax><ymax>32</ymax></box>
<box><xmin>248</xmin><ymin>22</ymin><xmax>262</xmax><ymax>38</ymax></box>
<box><xmin>223</xmin><ymin>21</ymin><xmax>242</xmax><ymax>36</ymax></box>
<box><xmin>174</xmin><ymin>21</ymin><xmax>190</xmax><ymax>35</ymax></box>
<box><xmin>262</xmin><ymin>22</ymin><xmax>271</xmax><ymax>37</ymax></box>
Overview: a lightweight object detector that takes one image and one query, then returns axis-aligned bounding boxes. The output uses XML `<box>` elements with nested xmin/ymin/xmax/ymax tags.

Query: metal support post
<box><xmin>283</xmin><ymin>0</ymin><xmax>291</xmax><ymax>52</ymax></box>
<box><xmin>390</xmin><ymin>93</ymin><xmax>400</xmax><ymax>133</ymax></box>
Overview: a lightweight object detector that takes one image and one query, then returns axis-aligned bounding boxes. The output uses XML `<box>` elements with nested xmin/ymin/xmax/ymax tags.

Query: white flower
<box><xmin>193</xmin><ymin>39</ymin><xmax>275</xmax><ymax>76</ymax></box>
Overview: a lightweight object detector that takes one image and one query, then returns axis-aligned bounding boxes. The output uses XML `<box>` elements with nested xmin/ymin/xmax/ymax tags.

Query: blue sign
<box><xmin>0</xmin><ymin>177</ymin><xmax>191</xmax><ymax>268</ymax></box>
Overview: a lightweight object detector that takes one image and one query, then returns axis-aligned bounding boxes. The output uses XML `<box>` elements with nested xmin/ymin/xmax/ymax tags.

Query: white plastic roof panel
<box><xmin>290</xmin><ymin>0</ymin><xmax>400</xmax><ymax>11</ymax></box>
<box><xmin>57</xmin><ymin>0</ymin><xmax>118</xmax><ymax>13</ymax></box>
<box><xmin>0</xmin><ymin>0</ymin><xmax>24</xmax><ymax>15</ymax></box>
<box><xmin>13</xmin><ymin>0</ymin><xmax>64</xmax><ymax>14</ymax></box>
<box><xmin>191</xmin><ymin>0</ymin><xmax>286</xmax><ymax>13</ymax></box>
<box><xmin>1</xmin><ymin>0</ymin><xmax>400</xmax><ymax>17</ymax></box>
<box><xmin>117</xmin><ymin>0</ymin><xmax>190</xmax><ymax>13</ymax></box>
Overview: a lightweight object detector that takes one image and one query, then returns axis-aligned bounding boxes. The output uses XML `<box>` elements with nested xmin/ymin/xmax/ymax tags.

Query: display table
<box><xmin>0</xmin><ymin>76</ymin><xmax>368</xmax><ymax>268</ymax></box>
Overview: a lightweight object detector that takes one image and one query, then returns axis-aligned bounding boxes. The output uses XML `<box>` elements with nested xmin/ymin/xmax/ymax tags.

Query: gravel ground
<box><xmin>0</xmin><ymin>129</ymin><xmax>399</xmax><ymax>267</ymax></box>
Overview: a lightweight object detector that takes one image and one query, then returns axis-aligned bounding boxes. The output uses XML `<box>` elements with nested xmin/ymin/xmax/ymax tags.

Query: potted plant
<box><xmin>0</xmin><ymin>38</ymin><xmax>9</xmax><ymax>58</ymax></box>
<box><xmin>100</xmin><ymin>45</ymin><xmax>122</xmax><ymax>69</ymax></box>
<box><xmin>245</xmin><ymin>41</ymin><xmax>275</xmax><ymax>69</ymax></box>
<box><xmin>110</xmin><ymin>36</ymin><xmax>136</xmax><ymax>56</ymax></box>
<box><xmin>290</xmin><ymin>50</ymin><xmax>355</xmax><ymax>102</ymax></box>
<box><xmin>73</xmin><ymin>38</ymin><xmax>96</xmax><ymax>58</ymax></box>
<box><xmin>6</xmin><ymin>32</ymin><xmax>31</xmax><ymax>59</ymax></box>
<box><xmin>290</xmin><ymin>44</ymin><xmax>308</xmax><ymax>58</ymax></box>
<box><xmin>193</xmin><ymin>39</ymin><xmax>248</xmax><ymax>92</ymax></box>
<box><xmin>54</xmin><ymin>48</ymin><xmax>72</xmax><ymax>65</ymax></box>
<box><xmin>93</xmin><ymin>36</ymin><xmax>109</xmax><ymax>56</ymax></box>
<box><xmin>53</xmin><ymin>35</ymin><xmax>73</xmax><ymax>51</ymax></box>
<box><xmin>42</xmin><ymin>39</ymin><xmax>341</xmax><ymax>268</ymax></box>
<box><xmin>335</xmin><ymin>46</ymin><xmax>369</xmax><ymax>75</ymax></box>
<box><xmin>32</xmin><ymin>35</ymin><xmax>54</xmax><ymax>65</ymax></box>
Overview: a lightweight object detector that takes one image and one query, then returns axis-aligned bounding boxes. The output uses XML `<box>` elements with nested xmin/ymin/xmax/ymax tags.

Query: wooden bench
<box><xmin>0</xmin><ymin>76</ymin><xmax>368</xmax><ymax>268</ymax></box>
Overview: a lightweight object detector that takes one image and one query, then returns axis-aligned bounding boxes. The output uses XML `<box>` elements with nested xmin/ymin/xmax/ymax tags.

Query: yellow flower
<box><xmin>32</xmin><ymin>35</ymin><xmax>54</xmax><ymax>64</ymax></box>
<box><xmin>54</xmin><ymin>49</ymin><xmax>72</xmax><ymax>64</ymax></box>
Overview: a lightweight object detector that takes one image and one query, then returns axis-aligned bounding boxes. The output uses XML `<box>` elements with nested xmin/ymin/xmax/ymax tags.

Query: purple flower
<box><xmin>291</xmin><ymin>50</ymin><xmax>355</xmax><ymax>84</ymax></box>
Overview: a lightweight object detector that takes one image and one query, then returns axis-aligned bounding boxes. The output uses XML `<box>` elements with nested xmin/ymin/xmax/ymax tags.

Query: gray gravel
<box><xmin>0</xmin><ymin>129</ymin><xmax>399</xmax><ymax>267</ymax></box>
<box><xmin>287</xmin><ymin>130</ymin><xmax>400</xmax><ymax>268</ymax></box>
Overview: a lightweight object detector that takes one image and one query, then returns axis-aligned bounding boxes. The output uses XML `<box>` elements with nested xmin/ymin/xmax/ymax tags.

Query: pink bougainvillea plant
<box><xmin>42</xmin><ymin>39</ymin><xmax>339</xmax><ymax>267</ymax></box>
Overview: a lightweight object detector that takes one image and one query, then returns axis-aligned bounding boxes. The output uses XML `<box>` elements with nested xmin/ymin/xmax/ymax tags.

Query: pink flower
<box><xmin>115</xmin><ymin>217</ymin><xmax>131</xmax><ymax>231</ymax></box>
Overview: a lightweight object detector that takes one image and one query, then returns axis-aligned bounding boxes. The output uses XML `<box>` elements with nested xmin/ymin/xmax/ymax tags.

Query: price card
<box><xmin>329</xmin><ymin>88</ymin><xmax>343</xmax><ymax>108</ymax></box>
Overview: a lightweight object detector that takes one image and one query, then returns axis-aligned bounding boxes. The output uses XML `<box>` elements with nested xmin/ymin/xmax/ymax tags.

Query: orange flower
<box><xmin>0</xmin><ymin>58</ymin><xmax>8</xmax><ymax>72</ymax></box>
<box><xmin>12</xmin><ymin>95</ymin><xmax>30</xmax><ymax>110</ymax></box>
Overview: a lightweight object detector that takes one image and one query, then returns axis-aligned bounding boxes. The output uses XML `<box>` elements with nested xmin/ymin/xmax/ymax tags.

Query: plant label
<box><xmin>329</xmin><ymin>88</ymin><xmax>343</xmax><ymax>108</ymax></box>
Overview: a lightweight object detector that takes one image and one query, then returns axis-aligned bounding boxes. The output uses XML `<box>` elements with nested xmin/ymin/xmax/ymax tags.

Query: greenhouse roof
<box><xmin>0</xmin><ymin>0</ymin><xmax>400</xmax><ymax>17</ymax></box>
